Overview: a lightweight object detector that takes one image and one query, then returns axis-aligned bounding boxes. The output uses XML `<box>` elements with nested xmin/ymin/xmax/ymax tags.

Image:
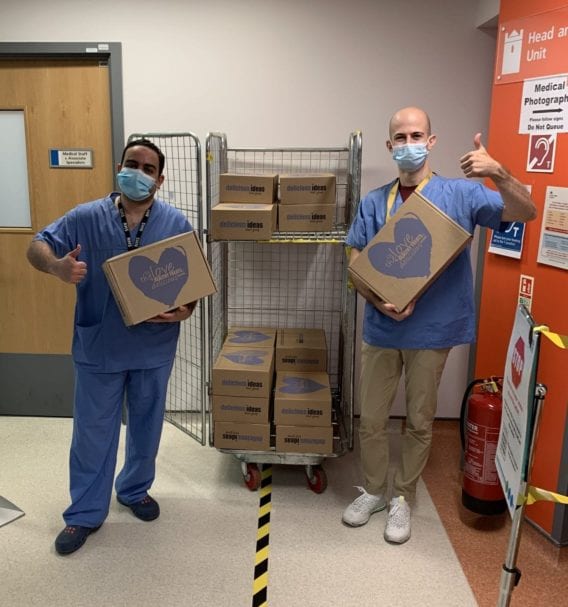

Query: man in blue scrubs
<box><xmin>342</xmin><ymin>107</ymin><xmax>537</xmax><ymax>544</ymax></box>
<box><xmin>27</xmin><ymin>139</ymin><xmax>197</xmax><ymax>555</ymax></box>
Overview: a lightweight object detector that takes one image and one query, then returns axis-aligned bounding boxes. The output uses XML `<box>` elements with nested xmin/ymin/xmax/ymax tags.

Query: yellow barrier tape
<box><xmin>533</xmin><ymin>325</ymin><xmax>568</xmax><ymax>349</ymax></box>
<box><xmin>252</xmin><ymin>464</ymin><xmax>271</xmax><ymax>607</ymax></box>
<box><xmin>526</xmin><ymin>485</ymin><xmax>568</xmax><ymax>506</ymax></box>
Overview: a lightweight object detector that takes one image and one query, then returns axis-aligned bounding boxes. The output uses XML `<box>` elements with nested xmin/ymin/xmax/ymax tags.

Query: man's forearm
<box><xmin>27</xmin><ymin>240</ymin><xmax>57</xmax><ymax>275</ymax></box>
<box><xmin>491</xmin><ymin>167</ymin><xmax>537</xmax><ymax>223</ymax></box>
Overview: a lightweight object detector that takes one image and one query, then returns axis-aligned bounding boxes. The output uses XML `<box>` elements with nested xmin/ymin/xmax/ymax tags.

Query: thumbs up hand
<box><xmin>459</xmin><ymin>132</ymin><xmax>501</xmax><ymax>179</ymax></box>
<box><xmin>53</xmin><ymin>244</ymin><xmax>88</xmax><ymax>284</ymax></box>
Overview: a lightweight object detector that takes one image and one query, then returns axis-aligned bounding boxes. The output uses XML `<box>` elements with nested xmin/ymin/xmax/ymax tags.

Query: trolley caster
<box><xmin>306</xmin><ymin>465</ymin><xmax>327</xmax><ymax>494</ymax></box>
<box><xmin>244</xmin><ymin>463</ymin><xmax>261</xmax><ymax>491</ymax></box>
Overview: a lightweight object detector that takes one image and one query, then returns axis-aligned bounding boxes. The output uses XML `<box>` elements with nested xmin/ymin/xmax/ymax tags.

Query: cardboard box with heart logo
<box><xmin>274</xmin><ymin>371</ymin><xmax>332</xmax><ymax>426</ymax></box>
<box><xmin>348</xmin><ymin>191</ymin><xmax>472</xmax><ymax>312</ymax></box>
<box><xmin>224</xmin><ymin>327</ymin><xmax>276</xmax><ymax>349</ymax></box>
<box><xmin>212</xmin><ymin>345</ymin><xmax>275</xmax><ymax>398</ymax></box>
<box><xmin>103</xmin><ymin>231</ymin><xmax>217</xmax><ymax>326</ymax></box>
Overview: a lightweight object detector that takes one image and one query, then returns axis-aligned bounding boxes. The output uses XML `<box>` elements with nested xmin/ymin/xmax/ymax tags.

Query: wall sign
<box><xmin>537</xmin><ymin>186</ymin><xmax>568</xmax><ymax>270</ymax></box>
<box><xmin>496</xmin><ymin>7</ymin><xmax>568</xmax><ymax>84</ymax></box>
<box><xmin>518</xmin><ymin>274</ymin><xmax>534</xmax><ymax>311</ymax></box>
<box><xmin>49</xmin><ymin>149</ymin><xmax>93</xmax><ymax>168</ymax></box>
<box><xmin>527</xmin><ymin>133</ymin><xmax>556</xmax><ymax>172</ymax></box>
<box><xmin>519</xmin><ymin>74</ymin><xmax>568</xmax><ymax>134</ymax></box>
<box><xmin>488</xmin><ymin>222</ymin><xmax>526</xmax><ymax>259</ymax></box>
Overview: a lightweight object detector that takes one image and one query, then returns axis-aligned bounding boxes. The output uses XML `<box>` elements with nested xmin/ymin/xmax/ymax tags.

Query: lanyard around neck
<box><xmin>386</xmin><ymin>173</ymin><xmax>433</xmax><ymax>220</ymax></box>
<box><xmin>117</xmin><ymin>200</ymin><xmax>152</xmax><ymax>251</ymax></box>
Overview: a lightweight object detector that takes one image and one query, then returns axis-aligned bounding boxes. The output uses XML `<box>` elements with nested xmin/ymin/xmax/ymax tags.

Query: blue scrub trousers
<box><xmin>63</xmin><ymin>362</ymin><xmax>174</xmax><ymax>527</ymax></box>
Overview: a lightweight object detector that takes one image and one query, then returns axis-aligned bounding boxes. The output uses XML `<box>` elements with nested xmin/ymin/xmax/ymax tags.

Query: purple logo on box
<box><xmin>280</xmin><ymin>377</ymin><xmax>326</xmax><ymax>394</ymax></box>
<box><xmin>228</xmin><ymin>330</ymin><xmax>269</xmax><ymax>344</ymax></box>
<box><xmin>223</xmin><ymin>350</ymin><xmax>267</xmax><ymax>365</ymax></box>
<box><xmin>128</xmin><ymin>246</ymin><xmax>188</xmax><ymax>306</ymax></box>
<box><xmin>367</xmin><ymin>213</ymin><xmax>431</xmax><ymax>278</ymax></box>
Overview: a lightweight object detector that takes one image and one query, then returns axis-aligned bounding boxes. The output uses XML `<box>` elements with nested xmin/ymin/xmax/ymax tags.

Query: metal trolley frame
<box><xmin>127</xmin><ymin>132</ymin><xmax>209</xmax><ymax>446</ymax></box>
<box><xmin>205</xmin><ymin>131</ymin><xmax>362</xmax><ymax>492</ymax></box>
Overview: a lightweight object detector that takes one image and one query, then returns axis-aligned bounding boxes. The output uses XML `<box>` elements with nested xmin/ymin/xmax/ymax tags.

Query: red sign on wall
<box><xmin>496</xmin><ymin>6</ymin><xmax>568</xmax><ymax>84</ymax></box>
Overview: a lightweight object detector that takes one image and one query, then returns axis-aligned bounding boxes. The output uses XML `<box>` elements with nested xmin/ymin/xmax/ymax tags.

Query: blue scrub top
<box><xmin>35</xmin><ymin>194</ymin><xmax>193</xmax><ymax>372</ymax></box>
<box><xmin>346</xmin><ymin>175</ymin><xmax>504</xmax><ymax>349</ymax></box>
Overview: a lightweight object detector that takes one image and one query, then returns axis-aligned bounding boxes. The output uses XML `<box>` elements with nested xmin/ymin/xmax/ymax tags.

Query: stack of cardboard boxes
<box><xmin>212</xmin><ymin>327</ymin><xmax>275</xmax><ymax>450</ymax></box>
<box><xmin>273</xmin><ymin>328</ymin><xmax>334</xmax><ymax>454</ymax></box>
<box><xmin>210</xmin><ymin>173</ymin><xmax>337</xmax><ymax>239</ymax></box>
<box><xmin>278</xmin><ymin>174</ymin><xmax>336</xmax><ymax>232</ymax></box>
<box><xmin>212</xmin><ymin>327</ymin><xmax>334</xmax><ymax>455</ymax></box>
<box><xmin>210</xmin><ymin>174</ymin><xmax>278</xmax><ymax>240</ymax></box>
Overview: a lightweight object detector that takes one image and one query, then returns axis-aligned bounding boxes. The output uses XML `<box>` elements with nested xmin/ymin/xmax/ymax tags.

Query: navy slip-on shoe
<box><xmin>117</xmin><ymin>494</ymin><xmax>160</xmax><ymax>522</ymax></box>
<box><xmin>55</xmin><ymin>524</ymin><xmax>101</xmax><ymax>555</ymax></box>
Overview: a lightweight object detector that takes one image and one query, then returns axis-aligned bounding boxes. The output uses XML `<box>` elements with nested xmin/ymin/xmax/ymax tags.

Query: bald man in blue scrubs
<box><xmin>27</xmin><ymin>139</ymin><xmax>197</xmax><ymax>555</ymax></box>
<box><xmin>342</xmin><ymin>107</ymin><xmax>537</xmax><ymax>544</ymax></box>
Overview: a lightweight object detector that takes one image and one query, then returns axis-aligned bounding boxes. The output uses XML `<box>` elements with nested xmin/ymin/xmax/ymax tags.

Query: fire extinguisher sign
<box><xmin>495</xmin><ymin>305</ymin><xmax>538</xmax><ymax>518</ymax></box>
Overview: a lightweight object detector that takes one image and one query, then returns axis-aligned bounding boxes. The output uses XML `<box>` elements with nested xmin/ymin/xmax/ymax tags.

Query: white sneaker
<box><xmin>342</xmin><ymin>486</ymin><xmax>386</xmax><ymax>527</ymax></box>
<box><xmin>384</xmin><ymin>496</ymin><xmax>411</xmax><ymax>543</ymax></box>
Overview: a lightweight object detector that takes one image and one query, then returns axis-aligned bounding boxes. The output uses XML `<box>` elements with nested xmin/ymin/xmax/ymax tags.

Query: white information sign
<box><xmin>496</xmin><ymin>306</ymin><xmax>538</xmax><ymax>518</ymax></box>
<box><xmin>50</xmin><ymin>149</ymin><xmax>93</xmax><ymax>168</ymax></box>
<box><xmin>537</xmin><ymin>186</ymin><xmax>568</xmax><ymax>270</ymax></box>
<box><xmin>519</xmin><ymin>74</ymin><xmax>568</xmax><ymax>134</ymax></box>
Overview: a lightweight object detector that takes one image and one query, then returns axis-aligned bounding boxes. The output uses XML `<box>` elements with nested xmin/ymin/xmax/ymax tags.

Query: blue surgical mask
<box><xmin>392</xmin><ymin>143</ymin><xmax>429</xmax><ymax>171</ymax></box>
<box><xmin>117</xmin><ymin>168</ymin><xmax>156</xmax><ymax>201</ymax></box>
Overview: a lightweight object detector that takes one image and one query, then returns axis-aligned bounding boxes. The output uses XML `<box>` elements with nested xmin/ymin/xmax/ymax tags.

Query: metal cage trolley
<box><xmin>127</xmin><ymin>132</ymin><xmax>209</xmax><ymax>446</ymax></box>
<box><xmin>205</xmin><ymin>131</ymin><xmax>362</xmax><ymax>492</ymax></box>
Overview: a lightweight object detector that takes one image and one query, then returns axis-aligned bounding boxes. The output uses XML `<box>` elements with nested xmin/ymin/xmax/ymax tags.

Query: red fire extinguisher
<box><xmin>460</xmin><ymin>377</ymin><xmax>507</xmax><ymax>515</ymax></box>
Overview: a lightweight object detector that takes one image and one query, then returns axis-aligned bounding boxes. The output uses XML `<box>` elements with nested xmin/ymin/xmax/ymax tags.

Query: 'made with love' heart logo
<box><xmin>129</xmin><ymin>246</ymin><xmax>188</xmax><ymax>307</ymax></box>
<box><xmin>228</xmin><ymin>330</ymin><xmax>270</xmax><ymax>344</ymax></box>
<box><xmin>223</xmin><ymin>350</ymin><xmax>267</xmax><ymax>366</ymax></box>
<box><xmin>279</xmin><ymin>377</ymin><xmax>326</xmax><ymax>394</ymax></box>
<box><xmin>368</xmin><ymin>213</ymin><xmax>432</xmax><ymax>278</ymax></box>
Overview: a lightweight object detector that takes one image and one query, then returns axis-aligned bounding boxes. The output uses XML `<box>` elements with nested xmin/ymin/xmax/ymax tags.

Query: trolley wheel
<box><xmin>306</xmin><ymin>466</ymin><xmax>328</xmax><ymax>494</ymax></box>
<box><xmin>244</xmin><ymin>463</ymin><xmax>261</xmax><ymax>491</ymax></box>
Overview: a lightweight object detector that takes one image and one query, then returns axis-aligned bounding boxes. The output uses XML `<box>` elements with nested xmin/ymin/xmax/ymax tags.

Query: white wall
<box><xmin>1</xmin><ymin>0</ymin><xmax>498</xmax><ymax>417</ymax></box>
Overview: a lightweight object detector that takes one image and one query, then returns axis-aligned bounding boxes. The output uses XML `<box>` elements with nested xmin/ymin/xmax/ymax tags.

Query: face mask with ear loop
<box><xmin>391</xmin><ymin>143</ymin><xmax>429</xmax><ymax>171</ymax></box>
<box><xmin>116</xmin><ymin>167</ymin><xmax>156</xmax><ymax>201</ymax></box>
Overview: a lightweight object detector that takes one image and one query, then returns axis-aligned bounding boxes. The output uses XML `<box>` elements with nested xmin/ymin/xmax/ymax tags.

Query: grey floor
<box><xmin>1</xmin><ymin>417</ymin><xmax>477</xmax><ymax>607</ymax></box>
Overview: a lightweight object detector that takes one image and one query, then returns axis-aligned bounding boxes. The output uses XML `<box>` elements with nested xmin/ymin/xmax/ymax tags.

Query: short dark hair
<box><xmin>121</xmin><ymin>138</ymin><xmax>165</xmax><ymax>175</ymax></box>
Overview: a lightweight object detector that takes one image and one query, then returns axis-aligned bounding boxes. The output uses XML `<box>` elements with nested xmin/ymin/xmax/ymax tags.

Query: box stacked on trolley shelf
<box><xmin>277</xmin><ymin>174</ymin><xmax>336</xmax><ymax>232</ymax></box>
<box><xmin>210</xmin><ymin>174</ymin><xmax>278</xmax><ymax>240</ymax></box>
<box><xmin>273</xmin><ymin>328</ymin><xmax>334</xmax><ymax>455</ymax></box>
<box><xmin>212</xmin><ymin>327</ymin><xmax>276</xmax><ymax>450</ymax></box>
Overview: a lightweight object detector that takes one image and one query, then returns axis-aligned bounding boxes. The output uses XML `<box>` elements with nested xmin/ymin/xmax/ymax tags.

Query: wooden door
<box><xmin>0</xmin><ymin>58</ymin><xmax>114</xmax><ymax>415</ymax></box>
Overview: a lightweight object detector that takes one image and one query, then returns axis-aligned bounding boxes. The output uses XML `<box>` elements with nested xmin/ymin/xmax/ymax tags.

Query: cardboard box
<box><xmin>214</xmin><ymin>421</ymin><xmax>271</xmax><ymax>450</ymax></box>
<box><xmin>275</xmin><ymin>328</ymin><xmax>327</xmax><ymax>372</ymax></box>
<box><xmin>219</xmin><ymin>173</ymin><xmax>278</xmax><ymax>204</ymax></box>
<box><xmin>348</xmin><ymin>190</ymin><xmax>472</xmax><ymax>312</ymax></box>
<box><xmin>279</xmin><ymin>173</ymin><xmax>336</xmax><ymax>204</ymax></box>
<box><xmin>275</xmin><ymin>425</ymin><xmax>334</xmax><ymax>454</ymax></box>
<box><xmin>225</xmin><ymin>327</ymin><xmax>276</xmax><ymax>349</ymax></box>
<box><xmin>102</xmin><ymin>231</ymin><xmax>217</xmax><ymax>326</ymax></box>
<box><xmin>212</xmin><ymin>394</ymin><xmax>271</xmax><ymax>423</ymax></box>
<box><xmin>274</xmin><ymin>371</ymin><xmax>332</xmax><ymax>426</ymax></box>
<box><xmin>212</xmin><ymin>345</ymin><xmax>274</xmax><ymax>398</ymax></box>
<box><xmin>277</xmin><ymin>204</ymin><xmax>335</xmax><ymax>232</ymax></box>
<box><xmin>210</xmin><ymin>203</ymin><xmax>276</xmax><ymax>240</ymax></box>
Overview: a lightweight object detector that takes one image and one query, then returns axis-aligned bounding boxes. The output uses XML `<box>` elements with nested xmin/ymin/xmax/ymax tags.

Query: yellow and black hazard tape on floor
<box><xmin>252</xmin><ymin>465</ymin><xmax>272</xmax><ymax>607</ymax></box>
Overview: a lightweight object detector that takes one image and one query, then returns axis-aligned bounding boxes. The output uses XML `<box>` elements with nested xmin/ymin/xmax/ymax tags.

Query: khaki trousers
<box><xmin>359</xmin><ymin>342</ymin><xmax>450</xmax><ymax>500</ymax></box>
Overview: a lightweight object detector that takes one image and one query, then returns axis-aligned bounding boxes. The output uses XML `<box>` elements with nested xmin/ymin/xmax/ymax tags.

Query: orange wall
<box><xmin>475</xmin><ymin>0</ymin><xmax>568</xmax><ymax>536</ymax></box>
